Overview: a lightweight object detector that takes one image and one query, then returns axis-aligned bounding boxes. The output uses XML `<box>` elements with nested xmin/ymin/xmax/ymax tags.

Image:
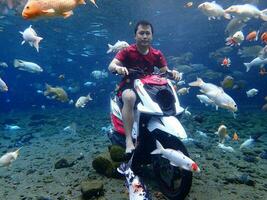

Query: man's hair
<box><xmin>134</xmin><ymin>20</ymin><xmax>154</xmax><ymax>35</ymax></box>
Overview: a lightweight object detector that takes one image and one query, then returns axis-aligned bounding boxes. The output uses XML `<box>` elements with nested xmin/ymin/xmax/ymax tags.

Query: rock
<box><xmin>193</xmin><ymin>115</ymin><xmax>204</xmax><ymax>123</ymax></box>
<box><xmin>55</xmin><ymin>158</ymin><xmax>74</xmax><ymax>169</ymax></box>
<box><xmin>224</xmin><ymin>174</ymin><xmax>255</xmax><ymax>186</ymax></box>
<box><xmin>92</xmin><ymin>153</ymin><xmax>121</xmax><ymax>178</ymax></box>
<box><xmin>80</xmin><ymin>180</ymin><xmax>104</xmax><ymax>199</ymax></box>
<box><xmin>212</xmin><ymin>162</ymin><xmax>220</xmax><ymax>169</ymax></box>
<box><xmin>36</xmin><ymin>196</ymin><xmax>52</xmax><ymax>200</ymax></box>
<box><xmin>109</xmin><ymin>145</ymin><xmax>126</xmax><ymax>162</ymax></box>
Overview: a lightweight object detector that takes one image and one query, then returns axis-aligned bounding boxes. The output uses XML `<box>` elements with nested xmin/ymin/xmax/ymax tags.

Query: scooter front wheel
<box><xmin>152</xmin><ymin>131</ymin><xmax>192</xmax><ymax>200</ymax></box>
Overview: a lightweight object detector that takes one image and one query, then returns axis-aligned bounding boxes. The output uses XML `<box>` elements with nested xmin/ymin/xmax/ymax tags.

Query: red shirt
<box><xmin>115</xmin><ymin>44</ymin><xmax>167</xmax><ymax>74</ymax></box>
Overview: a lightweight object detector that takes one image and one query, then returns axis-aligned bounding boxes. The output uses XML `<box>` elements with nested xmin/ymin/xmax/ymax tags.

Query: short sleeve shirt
<box><xmin>115</xmin><ymin>44</ymin><xmax>167</xmax><ymax>74</ymax></box>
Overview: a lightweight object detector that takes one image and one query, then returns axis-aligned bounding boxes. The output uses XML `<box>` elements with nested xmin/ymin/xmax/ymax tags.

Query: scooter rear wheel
<box><xmin>152</xmin><ymin>131</ymin><xmax>192</xmax><ymax>200</ymax></box>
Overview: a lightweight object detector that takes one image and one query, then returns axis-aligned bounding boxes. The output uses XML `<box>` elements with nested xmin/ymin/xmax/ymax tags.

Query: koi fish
<box><xmin>22</xmin><ymin>0</ymin><xmax>90</xmax><ymax>19</ymax></box>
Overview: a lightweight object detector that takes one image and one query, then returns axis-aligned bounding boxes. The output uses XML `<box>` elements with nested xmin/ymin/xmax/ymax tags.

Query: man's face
<box><xmin>135</xmin><ymin>25</ymin><xmax>153</xmax><ymax>48</ymax></box>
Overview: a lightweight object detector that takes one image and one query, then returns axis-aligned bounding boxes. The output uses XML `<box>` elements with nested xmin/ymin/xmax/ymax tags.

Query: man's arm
<box><xmin>108</xmin><ymin>58</ymin><xmax>129</xmax><ymax>75</ymax></box>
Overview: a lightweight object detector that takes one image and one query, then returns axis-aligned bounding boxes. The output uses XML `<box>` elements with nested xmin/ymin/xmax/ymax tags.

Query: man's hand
<box><xmin>115</xmin><ymin>66</ymin><xmax>129</xmax><ymax>76</ymax></box>
<box><xmin>171</xmin><ymin>70</ymin><xmax>181</xmax><ymax>81</ymax></box>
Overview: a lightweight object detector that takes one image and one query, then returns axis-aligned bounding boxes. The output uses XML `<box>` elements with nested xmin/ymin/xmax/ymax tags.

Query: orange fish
<box><xmin>232</xmin><ymin>132</ymin><xmax>239</xmax><ymax>141</ymax></box>
<box><xmin>22</xmin><ymin>0</ymin><xmax>90</xmax><ymax>19</ymax></box>
<box><xmin>221</xmin><ymin>57</ymin><xmax>231</xmax><ymax>68</ymax></box>
<box><xmin>246</xmin><ymin>30</ymin><xmax>259</xmax><ymax>41</ymax></box>
<box><xmin>261</xmin><ymin>32</ymin><xmax>267</xmax><ymax>43</ymax></box>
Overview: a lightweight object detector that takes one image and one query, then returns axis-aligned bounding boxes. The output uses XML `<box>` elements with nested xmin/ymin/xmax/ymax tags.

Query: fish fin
<box><xmin>224</xmin><ymin>13</ymin><xmax>231</xmax><ymax>20</ymax></box>
<box><xmin>90</xmin><ymin>0</ymin><xmax>98</xmax><ymax>8</ymax></box>
<box><xmin>33</xmin><ymin>37</ymin><xmax>43</xmax><ymax>52</ymax></box>
<box><xmin>255</xmin><ymin>30</ymin><xmax>259</xmax><ymax>41</ymax></box>
<box><xmin>42</xmin><ymin>8</ymin><xmax>55</xmax><ymax>14</ymax></box>
<box><xmin>19</xmin><ymin>31</ymin><xmax>23</xmax><ymax>35</ymax></box>
<box><xmin>170</xmin><ymin>162</ymin><xmax>178</xmax><ymax>167</ymax></box>
<box><xmin>21</xmin><ymin>41</ymin><xmax>25</xmax><ymax>45</ymax></box>
<box><xmin>243</xmin><ymin>62</ymin><xmax>251</xmax><ymax>72</ymax></box>
<box><xmin>106</xmin><ymin>44</ymin><xmax>113</xmax><ymax>53</ymax></box>
<box><xmin>151</xmin><ymin>140</ymin><xmax>164</xmax><ymax>155</ymax></box>
<box><xmin>216</xmin><ymin>105</ymin><xmax>218</xmax><ymax>110</ymax></box>
<box><xmin>189</xmin><ymin>77</ymin><xmax>203</xmax><ymax>87</ymax></box>
<box><xmin>62</xmin><ymin>10</ymin><xmax>73</xmax><ymax>18</ymax></box>
<box><xmin>77</xmin><ymin>0</ymin><xmax>86</xmax><ymax>5</ymax></box>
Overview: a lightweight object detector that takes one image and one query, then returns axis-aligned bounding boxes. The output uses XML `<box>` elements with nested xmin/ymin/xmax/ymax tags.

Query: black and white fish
<box><xmin>117</xmin><ymin>158</ymin><xmax>151</xmax><ymax>200</ymax></box>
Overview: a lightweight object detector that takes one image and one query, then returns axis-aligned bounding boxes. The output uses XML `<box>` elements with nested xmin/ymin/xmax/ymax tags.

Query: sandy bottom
<box><xmin>0</xmin><ymin>107</ymin><xmax>266</xmax><ymax>200</ymax></box>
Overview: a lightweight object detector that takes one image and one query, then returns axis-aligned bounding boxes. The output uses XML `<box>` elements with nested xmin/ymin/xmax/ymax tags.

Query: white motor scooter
<box><xmin>109</xmin><ymin>69</ymin><xmax>192</xmax><ymax>200</ymax></box>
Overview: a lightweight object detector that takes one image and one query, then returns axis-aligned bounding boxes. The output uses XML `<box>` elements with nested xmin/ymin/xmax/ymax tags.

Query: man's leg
<box><xmin>121</xmin><ymin>89</ymin><xmax>136</xmax><ymax>153</ymax></box>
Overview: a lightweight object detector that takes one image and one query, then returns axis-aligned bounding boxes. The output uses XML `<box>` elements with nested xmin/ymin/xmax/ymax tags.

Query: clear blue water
<box><xmin>0</xmin><ymin>0</ymin><xmax>266</xmax><ymax>111</ymax></box>
<box><xmin>0</xmin><ymin>0</ymin><xmax>267</xmax><ymax>199</ymax></box>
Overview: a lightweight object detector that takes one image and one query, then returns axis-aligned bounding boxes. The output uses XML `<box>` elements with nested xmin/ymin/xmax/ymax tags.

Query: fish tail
<box><xmin>243</xmin><ymin>62</ymin><xmax>251</xmax><ymax>72</ymax></box>
<box><xmin>252</xmin><ymin>132</ymin><xmax>266</xmax><ymax>140</ymax></box>
<box><xmin>189</xmin><ymin>77</ymin><xmax>203</xmax><ymax>87</ymax></box>
<box><xmin>106</xmin><ymin>44</ymin><xmax>113</xmax><ymax>54</ymax></box>
<box><xmin>90</xmin><ymin>0</ymin><xmax>98</xmax><ymax>8</ymax></box>
<box><xmin>260</xmin><ymin>9</ymin><xmax>267</xmax><ymax>21</ymax></box>
<box><xmin>33</xmin><ymin>37</ymin><xmax>43</xmax><ymax>52</ymax></box>
<box><xmin>44</xmin><ymin>83</ymin><xmax>52</xmax><ymax>95</ymax></box>
<box><xmin>13</xmin><ymin>59</ymin><xmax>22</xmax><ymax>68</ymax></box>
<box><xmin>151</xmin><ymin>140</ymin><xmax>164</xmax><ymax>155</ymax></box>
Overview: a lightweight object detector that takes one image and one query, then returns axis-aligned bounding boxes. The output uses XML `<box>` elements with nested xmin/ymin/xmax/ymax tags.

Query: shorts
<box><xmin>116</xmin><ymin>78</ymin><xmax>138</xmax><ymax>106</ymax></box>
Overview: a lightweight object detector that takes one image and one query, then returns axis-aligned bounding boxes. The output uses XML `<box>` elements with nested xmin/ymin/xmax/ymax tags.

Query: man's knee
<box><xmin>122</xmin><ymin>89</ymin><xmax>136</xmax><ymax>105</ymax></box>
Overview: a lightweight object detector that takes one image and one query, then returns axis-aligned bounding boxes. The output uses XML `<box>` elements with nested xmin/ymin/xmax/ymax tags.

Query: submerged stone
<box><xmin>109</xmin><ymin>145</ymin><xmax>126</xmax><ymax>162</ymax></box>
<box><xmin>80</xmin><ymin>180</ymin><xmax>104</xmax><ymax>199</ymax></box>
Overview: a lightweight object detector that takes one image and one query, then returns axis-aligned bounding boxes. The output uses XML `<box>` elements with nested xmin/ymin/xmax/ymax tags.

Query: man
<box><xmin>108</xmin><ymin>20</ymin><xmax>180</xmax><ymax>155</ymax></box>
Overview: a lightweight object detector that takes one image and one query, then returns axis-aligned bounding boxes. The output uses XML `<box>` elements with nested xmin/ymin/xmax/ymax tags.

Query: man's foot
<box><xmin>125</xmin><ymin>139</ymin><xmax>135</xmax><ymax>154</ymax></box>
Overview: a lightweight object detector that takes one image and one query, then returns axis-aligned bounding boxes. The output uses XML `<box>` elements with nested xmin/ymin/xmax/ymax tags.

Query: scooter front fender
<box><xmin>147</xmin><ymin>116</ymin><xmax>187</xmax><ymax>139</ymax></box>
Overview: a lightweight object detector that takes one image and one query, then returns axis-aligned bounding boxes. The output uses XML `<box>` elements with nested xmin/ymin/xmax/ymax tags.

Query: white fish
<box><xmin>117</xmin><ymin>159</ymin><xmax>150</xmax><ymax>200</ymax></box>
<box><xmin>75</xmin><ymin>93</ymin><xmax>92</xmax><ymax>108</ymax></box>
<box><xmin>240</xmin><ymin>136</ymin><xmax>255</xmax><ymax>149</ymax></box>
<box><xmin>91</xmin><ymin>70</ymin><xmax>108</xmax><ymax>79</ymax></box>
<box><xmin>244</xmin><ymin>57</ymin><xmax>267</xmax><ymax>72</ymax></box>
<box><xmin>0</xmin><ymin>148</ymin><xmax>21</xmax><ymax>167</ymax></box>
<box><xmin>107</xmin><ymin>40</ymin><xmax>129</xmax><ymax>54</ymax></box>
<box><xmin>198</xmin><ymin>1</ymin><xmax>231</xmax><ymax>20</ymax></box>
<box><xmin>225</xmin><ymin>31</ymin><xmax>244</xmax><ymax>46</ymax></box>
<box><xmin>63</xmin><ymin>122</ymin><xmax>77</xmax><ymax>135</ymax></box>
<box><xmin>151</xmin><ymin>140</ymin><xmax>200</xmax><ymax>172</ymax></box>
<box><xmin>0</xmin><ymin>77</ymin><xmax>8</xmax><ymax>92</ymax></box>
<box><xmin>83</xmin><ymin>81</ymin><xmax>96</xmax><ymax>87</ymax></box>
<box><xmin>4</xmin><ymin>125</ymin><xmax>21</xmax><ymax>130</ymax></box>
<box><xmin>225</xmin><ymin>4</ymin><xmax>267</xmax><ymax>22</ymax></box>
<box><xmin>19</xmin><ymin>25</ymin><xmax>43</xmax><ymax>52</ymax></box>
<box><xmin>13</xmin><ymin>59</ymin><xmax>43</xmax><ymax>73</ymax></box>
<box><xmin>196</xmin><ymin>94</ymin><xmax>216</xmax><ymax>107</ymax></box>
<box><xmin>177</xmin><ymin>80</ymin><xmax>185</xmax><ymax>86</ymax></box>
<box><xmin>214</xmin><ymin>125</ymin><xmax>229</xmax><ymax>143</ymax></box>
<box><xmin>246</xmin><ymin>88</ymin><xmax>258</xmax><ymax>97</ymax></box>
<box><xmin>0</xmin><ymin>62</ymin><xmax>8</xmax><ymax>68</ymax></box>
<box><xmin>177</xmin><ymin>87</ymin><xmax>190</xmax><ymax>95</ymax></box>
<box><xmin>190</xmin><ymin>78</ymin><xmax>237</xmax><ymax>113</ymax></box>
<box><xmin>217</xmin><ymin>143</ymin><xmax>235</xmax><ymax>152</ymax></box>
